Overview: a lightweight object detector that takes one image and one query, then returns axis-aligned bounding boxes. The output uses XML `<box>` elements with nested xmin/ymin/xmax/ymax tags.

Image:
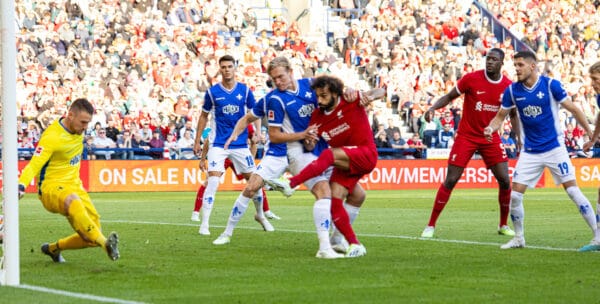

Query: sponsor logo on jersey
<box><xmin>330</xmin><ymin>122</ymin><xmax>350</xmax><ymax>137</ymax></box>
<box><xmin>523</xmin><ymin>105</ymin><xmax>542</xmax><ymax>118</ymax></box>
<box><xmin>34</xmin><ymin>146</ymin><xmax>43</xmax><ymax>156</ymax></box>
<box><xmin>222</xmin><ymin>104</ymin><xmax>240</xmax><ymax>115</ymax></box>
<box><xmin>70</xmin><ymin>154</ymin><xmax>81</xmax><ymax>166</ymax></box>
<box><xmin>298</xmin><ymin>104</ymin><xmax>315</xmax><ymax>117</ymax></box>
<box><xmin>268</xmin><ymin>110</ymin><xmax>275</xmax><ymax>120</ymax></box>
<box><xmin>475</xmin><ymin>101</ymin><xmax>499</xmax><ymax>112</ymax></box>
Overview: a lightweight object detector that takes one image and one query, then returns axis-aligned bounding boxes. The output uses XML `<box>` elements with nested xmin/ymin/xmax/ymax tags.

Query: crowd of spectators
<box><xmin>8</xmin><ymin>0</ymin><xmax>600</xmax><ymax>161</ymax></box>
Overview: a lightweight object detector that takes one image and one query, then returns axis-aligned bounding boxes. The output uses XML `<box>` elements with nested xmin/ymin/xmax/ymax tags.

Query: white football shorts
<box><xmin>512</xmin><ymin>146</ymin><xmax>576</xmax><ymax>188</ymax></box>
<box><xmin>254</xmin><ymin>155</ymin><xmax>288</xmax><ymax>181</ymax></box>
<box><xmin>287</xmin><ymin>146</ymin><xmax>332</xmax><ymax>191</ymax></box>
<box><xmin>206</xmin><ymin>146</ymin><xmax>255</xmax><ymax>175</ymax></box>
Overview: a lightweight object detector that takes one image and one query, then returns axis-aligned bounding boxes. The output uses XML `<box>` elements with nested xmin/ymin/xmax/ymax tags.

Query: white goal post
<box><xmin>1</xmin><ymin>0</ymin><xmax>20</xmax><ymax>286</ymax></box>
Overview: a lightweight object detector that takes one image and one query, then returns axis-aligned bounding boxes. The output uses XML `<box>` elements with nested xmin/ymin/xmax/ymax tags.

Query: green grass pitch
<box><xmin>3</xmin><ymin>188</ymin><xmax>600</xmax><ymax>303</ymax></box>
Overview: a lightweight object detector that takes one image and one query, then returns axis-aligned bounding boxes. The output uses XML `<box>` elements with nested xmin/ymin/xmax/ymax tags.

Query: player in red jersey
<box><xmin>191</xmin><ymin>124</ymin><xmax>279</xmax><ymax>221</ymax></box>
<box><xmin>287</xmin><ymin>75</ymin><xmax>385</xmax><ymax>257</ymax></box>
<box><xmin>421</xmin><ymin>48</ymin><xmax>521</xmax><ymax>238</ymax></box>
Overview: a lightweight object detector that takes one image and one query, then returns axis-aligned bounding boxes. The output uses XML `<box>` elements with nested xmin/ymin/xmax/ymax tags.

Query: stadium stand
<box><xmin>9</xmin><ymin>0</ymin><xmax>600</xmax><ymax>159</ymax></box>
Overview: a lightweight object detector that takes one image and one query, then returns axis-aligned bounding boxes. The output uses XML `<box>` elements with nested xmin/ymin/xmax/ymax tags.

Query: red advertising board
<box><xmin>2</xmin><ymin>158</ymin><xmax>554</xmax><ymax>193</ymax></box>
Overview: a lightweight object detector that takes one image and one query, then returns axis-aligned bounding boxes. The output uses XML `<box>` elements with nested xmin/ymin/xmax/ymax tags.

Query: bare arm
<box><xmin>199</xmin><ymin>138</ymin><xmax>210</xmax><ymax>171</ymax></box>
<box><xmin>193</xmin><ymin>111</ymin><xmax>209</xmax><ymax>154</ymax></box>
<box><xmin>357</xmin><ymin>88</ymin><xmax>386</xmax><ymax>107</ymax></box>
<box><xmin>268</xmin><ymin>125</ymin><xmax>318</xmax><ymax>144</ymax></box>
<box><xmin>561</xmin><ymin>98</ymin><xmax>593</xmax><ymax>135</ymax></box>
<box><xmin>508</xmin><ymin>108</ymin><xmax>522</xmax><ymax>149</ymax></box>
<box><xmin>426</xmin><ymin>87</ymin><xmax>460</xmax><ymax>115</ymax></box>
<box><xmin>484</xmin><ymin>107</ymin><xmax>512</xmax><ymax>141</ymax></box>
<box><xmin>583</xmin><ymin>112</ymin><xmax>600</xmax><ymax>151</ymax></box>
<box><xmin>224</xmin><ymin>112</ymin><xmax>259</xmax><ymax>149</ymax></box>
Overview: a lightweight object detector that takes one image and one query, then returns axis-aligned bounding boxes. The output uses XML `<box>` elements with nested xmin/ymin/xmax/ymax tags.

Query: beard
<box><xmin>319</xmin><ymin>96</ymin><xmax>336</xmax><ymax>112</ymax></box>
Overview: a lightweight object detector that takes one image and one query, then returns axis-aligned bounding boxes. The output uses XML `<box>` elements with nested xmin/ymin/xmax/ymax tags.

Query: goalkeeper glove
<box><xmin>18</xmin><ymin>184</ymin><xmax>25</xmax><ymax>199</ymax></box>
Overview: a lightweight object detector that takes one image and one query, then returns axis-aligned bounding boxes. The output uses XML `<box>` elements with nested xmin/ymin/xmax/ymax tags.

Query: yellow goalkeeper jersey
<box><xmin>19</xmin><ymin>118</ymin><xmax>84</xmax><ymax>189</ymax></box>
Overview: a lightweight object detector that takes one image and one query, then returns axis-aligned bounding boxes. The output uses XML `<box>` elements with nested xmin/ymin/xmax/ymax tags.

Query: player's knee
<box><xmin>510</xmin><ymin>191</ymin><xmax>523</xmax><ymax>208</ymax></box>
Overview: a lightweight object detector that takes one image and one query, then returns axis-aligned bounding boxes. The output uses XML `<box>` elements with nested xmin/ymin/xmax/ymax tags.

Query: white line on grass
<box><xmin>104</xmin><ymin>220</ymin><xmax>578</xmax><ymax>252</ymax></box>
<box><xmin>16</xmin><ymin>284</ymin><xmax>147</xmax><ymax>304</ymax></box>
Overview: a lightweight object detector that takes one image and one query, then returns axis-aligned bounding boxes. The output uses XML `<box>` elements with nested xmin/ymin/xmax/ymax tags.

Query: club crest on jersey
<box><xmin>337</xmin><ymin>110</ymin><xmax>343</xmax><ymax>119</ymax></box>
<box><xmin>523</xmin><ymin>105</ymin><xmax>542</xmax><ymax>118</ymax></box>
<box><xmin>536</xmin><ymin>91</ymin><xmax>545</xmax><ymax>99</ymax></box>
<box><xmin>222</xmin><ymin>104</ymin><xmax>240</xmax><ymax>115</ymax></box>
<box><xmin>34</xmin><ymin>146</ymin><xmax>43</xmax><ymax>156</ymax></box>
<box><xmin>298</xmin><ymin>104</ymin><xmax>315</xmax><ymax>117</ymax></box>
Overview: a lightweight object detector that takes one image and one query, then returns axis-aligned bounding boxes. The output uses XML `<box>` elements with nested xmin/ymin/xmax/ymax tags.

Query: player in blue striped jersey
<box><xmin>485</xmin><ymin>51</ymin><xmax>600</xmax><ymax>251</ymax></box>
<box><xmin>211</xmin><ymin>92</ymin><xmax>289</xmax><ymax>245</ymax></box>
<box><xmin>264</xmin><ymin>57</ymin><xmax>344</xmax><ymax>258</ymax></box>
<box><xmin>193</xmin><ymin>55</ymin><xmax>273</xmax><ymax>236</ymax></box>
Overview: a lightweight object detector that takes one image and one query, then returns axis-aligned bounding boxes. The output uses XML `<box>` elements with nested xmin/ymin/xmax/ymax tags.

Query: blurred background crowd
<box><xmin>7</xmin><ymin>0</ymin><xmax>600</xmax><ymax>160</ymax></box>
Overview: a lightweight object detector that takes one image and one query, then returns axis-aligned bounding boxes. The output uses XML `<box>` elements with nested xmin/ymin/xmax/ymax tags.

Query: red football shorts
<box><xmin>448</xmin><ymin>135</ymin><xmax>507</xmax><ymax>168</ymax></box>
<box><xmin>330</xmin><ymin>145</ymin><xmax>378</xmax><ymax>193</ymax></box>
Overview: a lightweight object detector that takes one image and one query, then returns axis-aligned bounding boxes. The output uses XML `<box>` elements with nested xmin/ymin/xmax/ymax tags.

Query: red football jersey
<box><xmin>455</xmin><ymin>70</ymin><xmax>512</xmax><ymax>144</ymax></box>
<box><xmin>311</xmin><ymin>96</ymin><xmax>376</xmax><ymax>149</ymax></box>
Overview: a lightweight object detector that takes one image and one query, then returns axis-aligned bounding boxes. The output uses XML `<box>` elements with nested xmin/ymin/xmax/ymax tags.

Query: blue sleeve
<box><xmin>202</xmin><ymin>90</ymin><xmax>213</xmax><ymax>112</ymax></box>
<box><xmin>550</xmin><ymin>79</ymin><xmax>568</xmax><ymax>103</ymax></box>
<box><xmin>267</xmin><ymin>96</ymin><xmax>285</xmax><ymax>127</ymax></box>
<box><xmin>596</xmin><ymin>95</ymin><xmax>600</xmax><ymax>109</ymax></box>
<box><xmin>252</xmin><ymin>97</ymin><xmax>265</xmax><ymax>118</ymax></box>
<box><xmin>501</xmin><ymin>86</ymin><xmax>514</xmax><ymax>108</ymax></box>
<box><xmin>246</xmin><ymin>88</ymin><xmax>256</xmax><ymax>111</ymax></box>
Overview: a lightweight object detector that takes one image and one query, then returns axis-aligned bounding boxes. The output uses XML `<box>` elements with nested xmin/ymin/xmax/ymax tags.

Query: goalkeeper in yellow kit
<box><xmin>18</xmin><ymin>98</ymin><xmax>119</xmax><ymax>262</ymax></box>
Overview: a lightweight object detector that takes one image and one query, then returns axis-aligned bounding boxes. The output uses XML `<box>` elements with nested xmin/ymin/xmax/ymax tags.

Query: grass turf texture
<box><xmin>3</xmin><ymin>188</ymin><xmax>600</xmax><ymax>303</ymax></box>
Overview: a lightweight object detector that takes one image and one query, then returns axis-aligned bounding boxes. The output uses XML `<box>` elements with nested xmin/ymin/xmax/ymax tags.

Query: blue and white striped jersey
<box><xmin>502</xmin><ymin>75</ymin><xmax>569</xmax><ymax>153</ymax></box>
<box><xmin>266</xmin><ymin>78</ymin><xmax>326</xmax><ymax>156</ymax></box>
<box><xmin>251</xmin><ymin>91</ymin><xmax>287</xmax><ymax>157</ymax></box>
<box><xmin>203</xmin><ymin>82</ymin><xmax>256</xmax><ymax>149</ymax></box>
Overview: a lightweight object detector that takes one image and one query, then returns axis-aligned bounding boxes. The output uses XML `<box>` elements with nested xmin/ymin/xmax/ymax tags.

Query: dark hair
<box><xmin>311</xmin><ymin>75</ymin><xmax>344</xmax><ymax>96</ymax></box>
<box><xmin>218</xmin><ymin>55</ymin><xmax>235</xmax><ymax>65</ymax></box>
<box><xmin>70</xmin><ymin>98</ymin><xmax>94</xmax><ymax>115</ymax></box>
<box><xmin>488</xmin><ymin>48</ymin><xmax>505</xmax><ymax>60</ymax></box>
<box><xmin>514</xmin><ymin>51</ymin><xmax>537</xmax><ymax>62</ymax></box>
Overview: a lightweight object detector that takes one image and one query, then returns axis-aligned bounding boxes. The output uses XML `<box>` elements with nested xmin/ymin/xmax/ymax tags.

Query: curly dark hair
<box><xmin>310</xmin><ymin>75</ymin><xmax>344</xmax><ymax>96</ymax></box>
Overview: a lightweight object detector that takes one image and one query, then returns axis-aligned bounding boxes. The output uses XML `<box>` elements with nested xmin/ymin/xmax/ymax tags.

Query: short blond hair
<box><xmin>267</xmin><ymin>56</ymin><xmax>291</xmax><ymax>75</ymax></box>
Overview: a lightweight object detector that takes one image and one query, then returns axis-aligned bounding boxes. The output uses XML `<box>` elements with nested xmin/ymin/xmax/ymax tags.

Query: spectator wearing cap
<box><xmin>148</xmin><ymin>128</ymin><xmax>165</xmax><ymax>159</ymax></box>
<box><xmin>93</xmin><ymin>128</ymin><xmax>117</xmax><ymax>160</ymax></box>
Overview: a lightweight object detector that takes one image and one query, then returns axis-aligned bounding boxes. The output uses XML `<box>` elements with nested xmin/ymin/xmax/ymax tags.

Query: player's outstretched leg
<box><xmin>289</xmin><ymin>149</ymin><xmax>334</xmax><ymax>189</ymax></box>
<box><xmin>265</xmin><ymin>176</ymin><xmax>294</xmax><ymax>197</ymax></box>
